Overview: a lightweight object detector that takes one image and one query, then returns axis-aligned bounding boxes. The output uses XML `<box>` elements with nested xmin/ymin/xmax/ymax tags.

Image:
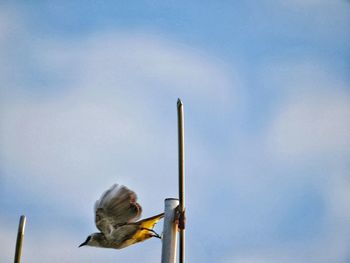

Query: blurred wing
<box><xmin>94</xmin><ymin>184</ymin><xmax>142</xmax><ymax>235</ymax></box>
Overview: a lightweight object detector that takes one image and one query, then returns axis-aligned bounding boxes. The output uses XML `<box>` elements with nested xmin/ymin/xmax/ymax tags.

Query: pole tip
<box><xmin>19</xmin><ymin>215</ymin><xmax>26</xmax><ymax>223</ymax></box>
<box><xmin>177</xmin><ymin>98</ymin><xmax>183</xmax><ymax>107</ymax></box>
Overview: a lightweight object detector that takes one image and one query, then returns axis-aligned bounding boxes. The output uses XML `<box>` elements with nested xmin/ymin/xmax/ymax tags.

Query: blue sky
<box><xmin>1</xmin><ymin>1</ymin><xmax>350</xmax><ymax>262</ymax></box>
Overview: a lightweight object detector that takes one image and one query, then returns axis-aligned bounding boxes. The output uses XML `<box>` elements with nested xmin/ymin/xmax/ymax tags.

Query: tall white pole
<box><xmin>161</xmin><ymin>198</ymin><xmax>179</xmax><ymax>263</ymax></box>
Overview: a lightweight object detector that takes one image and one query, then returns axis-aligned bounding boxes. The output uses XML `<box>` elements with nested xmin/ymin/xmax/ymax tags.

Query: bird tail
<box><xmin>138</xmin><ymin>213</ymin><xmax>164</xmax><ymax>229</ymax></box>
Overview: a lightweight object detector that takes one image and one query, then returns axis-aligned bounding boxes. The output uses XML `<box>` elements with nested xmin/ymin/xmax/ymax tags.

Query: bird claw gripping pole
<box><xmin>175</xmin><ymin>206</ymin><xmax>186</xmax><ymax>231</ymax></box>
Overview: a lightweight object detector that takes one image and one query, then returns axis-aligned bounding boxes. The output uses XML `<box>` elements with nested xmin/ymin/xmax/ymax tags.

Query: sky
<box><xmin>0</xmin><ymin>1</ymin><xmax>349</xmax><ymax>262</ymax></box>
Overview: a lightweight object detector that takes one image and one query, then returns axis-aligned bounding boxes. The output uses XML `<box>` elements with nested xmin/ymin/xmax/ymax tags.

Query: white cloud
<box><xmin>227</xmin><ymin>58</ymin><xmax>350</xmax><ymax>263</ymax></box>
<box><xmin>261</xmin><ymin>58</ymin><xmax>350</xmax><ymax>159</ymax></box>
<box><xmin>266</xmin><ymin>92</ymin><xmax>350</xmax><ymax>158</ymax></box>
<box><xmin>36</xmin><ymin>31</ymin><xmax>236</xmax><ymax>110</ymax></box>
<box><xmin>0</xmin><ymin>11</ymin><xmax>238</xmax><ymax>263</ymax></box>
<box><xmin>0</xmin><ymin>22</ymin><xmax>236</xmax><ymax>199</ymax></box>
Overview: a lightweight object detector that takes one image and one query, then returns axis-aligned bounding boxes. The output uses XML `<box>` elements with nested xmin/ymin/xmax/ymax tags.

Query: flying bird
<box><xmin>79</xmin><ymin>184</ymin><xmax>164</xmax><ymax>249</ymax></box>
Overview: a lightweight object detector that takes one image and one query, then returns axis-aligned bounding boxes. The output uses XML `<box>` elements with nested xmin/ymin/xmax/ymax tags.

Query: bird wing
<box><xmin>94</xmin><ymin>184</ymin><xmax>142</xmax><ymax>235</ymax></box>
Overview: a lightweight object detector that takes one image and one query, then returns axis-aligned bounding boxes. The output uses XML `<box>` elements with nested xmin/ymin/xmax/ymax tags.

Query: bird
<box><xmin>79</xmin><ymin>184</ymin><xmax>164</xmax><ymax>249</ymax></box>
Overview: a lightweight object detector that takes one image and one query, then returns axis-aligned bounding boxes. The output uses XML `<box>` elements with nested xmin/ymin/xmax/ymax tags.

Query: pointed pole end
<box><xmin>19</xmin><ymin>215</ymin><xmax>26</xmax><ymax>231</ymax></box>
<box><xmin>177</xmin><ymin>98</ymin><xmax>183</xmax><ymax>107</ymax></box>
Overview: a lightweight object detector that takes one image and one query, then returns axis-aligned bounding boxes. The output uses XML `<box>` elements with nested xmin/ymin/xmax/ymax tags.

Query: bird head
<box><xmin>79</xmin><ymin>233</ymin><xmax>105</xmax><ymax>248</ymax></box>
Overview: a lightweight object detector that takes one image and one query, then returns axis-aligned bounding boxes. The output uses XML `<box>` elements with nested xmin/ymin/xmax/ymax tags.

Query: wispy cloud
<box><xmin>266</xmin><ymin>92</ymin><xmax>350</xmax><ymax>158</ymax></box>
<box><xmin>263</xmin><ymin>59</ymin><xmax>350</xmax><ymax>159</ymax></box>
<box><xmin>0</xmin><ymin>9</ymin><xmax>237</xmax><ymax>262</ymax></box>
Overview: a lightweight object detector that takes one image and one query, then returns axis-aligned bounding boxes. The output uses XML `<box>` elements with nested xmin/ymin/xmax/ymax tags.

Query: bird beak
<box><xmin>78</xmin><ymin>241</ymin><xmax>87</xmax><ymax>248</ymax></box>
<box><xmin>79</xmin><ymin>235</ymin><xmax>91</xmax><ymax>248</ymax></box>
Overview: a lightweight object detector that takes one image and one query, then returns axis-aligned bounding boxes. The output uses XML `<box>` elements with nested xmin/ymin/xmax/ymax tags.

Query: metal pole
<box><xmin>177</xmin><ymin>98</ymin><xmax>185</xmax><ymax>263</ymax></box>
<box><xmin>161</xmin><ymin>198</ymin><xmax>179</xmax><ymax>263</ymax></box>
<box><xmin>14</xmin><ymin>215</ymin><xmax>26</xmax><ymax>263</ymax></box>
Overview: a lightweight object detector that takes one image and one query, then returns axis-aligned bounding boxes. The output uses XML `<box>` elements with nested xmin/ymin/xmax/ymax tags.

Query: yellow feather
<box><xmin>139</xmin><ymin>213</ymin><xmax>164</xmax><ymax>229</ymax></box>
<box><xmin>129</xmin><ymin>213</ymin><xmax>164</xmax><ymax>243</ymax></box>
